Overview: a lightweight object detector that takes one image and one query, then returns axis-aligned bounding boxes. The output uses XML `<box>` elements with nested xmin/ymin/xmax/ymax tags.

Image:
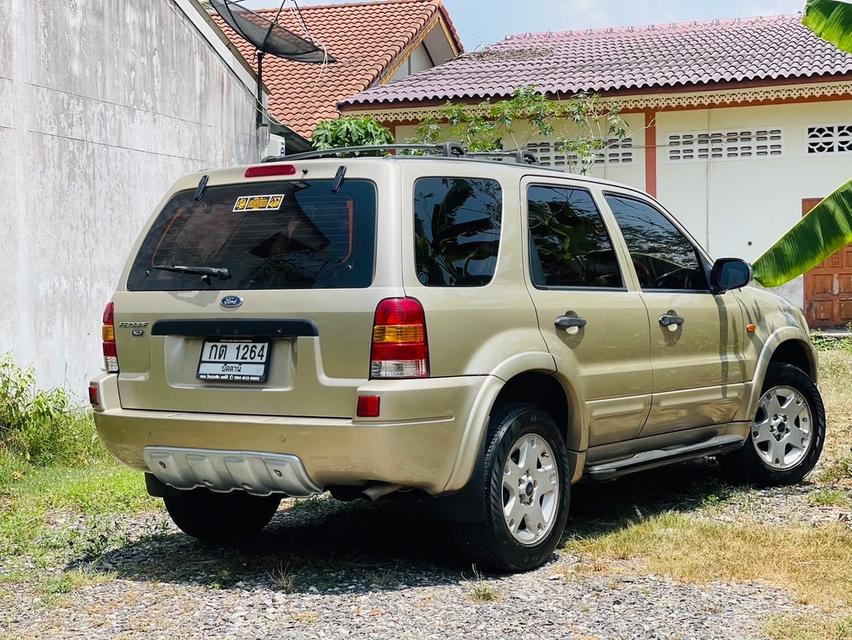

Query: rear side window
<box><xmin>413</xmin><ymin>177</ymin><xmax>502</xmax><ymax>287</ymax></box>
<box><xmin>127</xmin><ymin>179</ymin><xmax>376</xmax><ymax>291</ymax></box>
<box><xmin>527</xmin><ymin>185</ymin><xmax>623</xmax><ymax>288</ymax></box>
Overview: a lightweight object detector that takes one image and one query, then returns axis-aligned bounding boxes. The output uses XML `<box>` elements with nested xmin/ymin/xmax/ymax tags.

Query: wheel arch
<box><xmin>442</xmin><ymin>352</ymin><xmax>586</xmax><ymax>496</ymax></box>
<box><xmin>746</xmin><ymin>327</ymin><xmax>819</xmax><ymax>419</ymax></box>
<box><xmin>768</xmin><ymin>339</ymin><xmax>817</xmax><ymax>381</ymax></box>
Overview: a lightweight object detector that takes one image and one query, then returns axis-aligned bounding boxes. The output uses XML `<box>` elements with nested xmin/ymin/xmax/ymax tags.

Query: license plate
<box><xmin>197</xmin><ymin>340</ymin><xmax>270</xmax><ymax>383</ymax></box>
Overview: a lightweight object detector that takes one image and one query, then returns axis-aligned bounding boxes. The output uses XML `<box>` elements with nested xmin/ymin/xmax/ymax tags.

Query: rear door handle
<box><xmin>554</xmin><ymin>315</ymin><xmax>587</xmax><ymax>335</ymax></box>
<box><xmin>659</xmin><ymin>312</ymin><xmax>685</xmax><ymax>331</ymax></box>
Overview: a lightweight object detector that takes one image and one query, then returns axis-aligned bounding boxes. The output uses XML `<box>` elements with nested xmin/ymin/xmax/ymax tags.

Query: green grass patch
<box><xmin>9</xmin><ymin>464</ymin><xmax>157</xmax><ymax>515</ymax></box>
<box><xmin>810</xmin><ymin>487</ymin><xmax>849</xmax><ymax>507</ymax></box>
<box><xmin>0</xmin><ymin>463</ymin><xmax>160</xmax><ymax>560</ymax></box>
<box><xmin>37</xmin><ymin>568</ymin><xmax>117</xmax><ymax>595</ymax></box>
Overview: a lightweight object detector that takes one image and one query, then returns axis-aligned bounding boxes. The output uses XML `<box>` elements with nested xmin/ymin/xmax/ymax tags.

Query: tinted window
<box><xmin>605</xmin><ymin>194</ymin><xmax>708</xmax><ymax>291</ymax></box>
<box><xmin>128</xmin><ymin>179</ymin><xmax>376</xmax><ymax>291</ymax></box>
<box><xmin>414</xmin><ymin>177</ymin><xmax>502</xmax><ymax>287</ymax></box>
<box><xmin>527</xmin><ymin>186</ymin><xmax>622</xmax><ymax>288</ymax></box>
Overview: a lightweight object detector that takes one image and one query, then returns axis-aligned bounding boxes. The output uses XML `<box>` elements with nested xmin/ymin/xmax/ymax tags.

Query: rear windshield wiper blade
<box><xmin>153</xmin><ymin>264</ymin><xmax>231</xmax><ymax>280</ymax></box>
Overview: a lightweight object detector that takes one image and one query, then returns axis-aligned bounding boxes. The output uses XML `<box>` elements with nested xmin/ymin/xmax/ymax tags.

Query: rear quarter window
<box><xmin>413</xmin><ymin>177</ymin><xmax>502</xmax><ymax>287</ymax></box>
<box><xmin>127</xmin><ymin>179</ymin><xmax>376</xmax><ymax>291</ymax></box>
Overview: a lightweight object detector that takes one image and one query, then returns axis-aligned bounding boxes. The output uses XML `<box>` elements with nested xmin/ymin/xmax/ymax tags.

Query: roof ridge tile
<box><xmin>502</xmin><ymin>12</ymin><xmax>802</xmax><ymax>42</ymax></box>
<box><xmin>342</xmin><ymin>13</ymin><xmax>852</xmax><ymax>107</ymax></box>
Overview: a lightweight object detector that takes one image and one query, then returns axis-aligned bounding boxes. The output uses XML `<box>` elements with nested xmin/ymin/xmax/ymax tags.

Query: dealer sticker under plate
<box><xmin>197</xmin><ymin>340</ymin><xmax>270</xmax><ymax>383</ymax></box>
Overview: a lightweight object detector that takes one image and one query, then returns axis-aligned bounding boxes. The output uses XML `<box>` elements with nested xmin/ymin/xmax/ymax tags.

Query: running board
<box><xmin>584</xmin><ymin>434</ymin><xmax>745</xmax><ymax>481</ymax></box>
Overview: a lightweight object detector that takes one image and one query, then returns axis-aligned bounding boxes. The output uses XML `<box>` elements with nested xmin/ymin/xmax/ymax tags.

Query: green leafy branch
<box><xmin>311</xmin><ymin>116</ymin><xmax>394</xmax><ymax>150</ymax></box>
<box><xmin>409</xmin><ymin>85</ymin><xmax>629</xmax><ymax>174</ymax></box>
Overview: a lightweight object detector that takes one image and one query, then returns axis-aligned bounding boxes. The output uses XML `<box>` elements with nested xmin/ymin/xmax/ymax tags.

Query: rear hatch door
<box><xmin>114</xmin><ymin>171</ymin><xmax>395</xmax><ymax>418</ymax></box>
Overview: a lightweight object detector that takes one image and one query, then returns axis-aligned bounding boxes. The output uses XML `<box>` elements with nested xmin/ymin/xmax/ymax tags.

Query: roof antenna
<box><xmin>210</xmin><ymin>0</ymin><xmax>335</xmax><ymax>128</ymax></box>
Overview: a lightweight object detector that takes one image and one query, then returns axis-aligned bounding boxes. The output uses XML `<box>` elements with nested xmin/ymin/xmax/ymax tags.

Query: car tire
<box><xmin>720</xmin><ymin>362</ymin><xmax>825</xmax><ymax>486</ymax></box>
<box><xmin>453</xmin><ymin>402</ymin><xmax>571</xmax><ymax>573</ymax></box>
<box><xmin>163</xmin><ymin>489</ymin><xmax>281</xmax><ymax>542</ymax></box>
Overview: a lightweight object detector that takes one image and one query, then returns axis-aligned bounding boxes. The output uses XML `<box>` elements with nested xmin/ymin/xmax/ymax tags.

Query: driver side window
<box><xmin>605</xmin><ymin>194</ymin><xmax>708</xmax><ymax>291</ymax></box>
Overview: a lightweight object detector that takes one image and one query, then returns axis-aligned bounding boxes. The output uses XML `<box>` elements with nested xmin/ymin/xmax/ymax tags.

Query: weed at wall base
<box><xmin>1</xmin><ymin>353</ymin><xmax>106</xmax><ymax>483</ymax></box>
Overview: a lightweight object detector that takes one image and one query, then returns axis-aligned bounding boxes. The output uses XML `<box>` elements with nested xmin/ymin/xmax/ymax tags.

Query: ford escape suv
<box><xmin>90</xmin><ymin>145</ymin><xmax>825</xmax><ymax>572</ymax></box>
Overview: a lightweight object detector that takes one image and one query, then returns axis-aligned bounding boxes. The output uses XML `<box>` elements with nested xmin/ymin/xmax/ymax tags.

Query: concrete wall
<box><xmin>0</xmin><ymin>0</ymin><xmax>261</xmax><ymax>394</ymax></box>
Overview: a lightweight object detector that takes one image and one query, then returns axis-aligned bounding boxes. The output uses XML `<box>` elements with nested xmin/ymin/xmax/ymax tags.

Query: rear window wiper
<box><xmin>152</xmin><ymin>264</ymin><xmax>231</xmax><ymax>280</ymax></box>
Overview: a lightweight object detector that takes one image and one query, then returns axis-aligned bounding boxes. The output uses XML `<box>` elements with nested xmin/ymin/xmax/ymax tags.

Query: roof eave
<box><xmin>339</xmin><ymin>71</ymin><xmax>852</xmax><ymax>110</ymax></box>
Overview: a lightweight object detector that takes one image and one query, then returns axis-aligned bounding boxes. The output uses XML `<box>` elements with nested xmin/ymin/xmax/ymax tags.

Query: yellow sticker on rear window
<box><xmin>233</xmin><ymin>194</ymin><xmax>285</xmax><ymax>212</ymax></box>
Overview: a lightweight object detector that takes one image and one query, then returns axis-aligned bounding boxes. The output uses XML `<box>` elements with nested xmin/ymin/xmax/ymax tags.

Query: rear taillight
<box><xmin>370</xmin><ymin>298</ymin><xmax>429</xmax><ymax>379</ymax></box>
<box><xmin>102</xmin><ymin>302</ymin><xmax>119</xmax><ymax>373</ymax></box>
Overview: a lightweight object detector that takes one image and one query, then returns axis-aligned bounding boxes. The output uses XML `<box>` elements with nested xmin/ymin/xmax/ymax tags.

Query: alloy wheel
<box><xmin>751</xmin><ymin>385</ymin><xmax>813</xmax><ymax>470</ymax></box>
<box><xmin>502</xmin><ymin>433</ymin><xmax>560</xmax><ymax>546</ymax></box>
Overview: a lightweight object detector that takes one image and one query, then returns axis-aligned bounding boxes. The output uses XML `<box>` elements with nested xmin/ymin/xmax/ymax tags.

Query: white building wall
<box><xmin>0</xmin><ymin>0</ymin><xmax>260</xmax><ymax>394</ymax></box>
<box><xmin>655</xmin><ymin>100</ymin><xmax>852</xmax><ymax>308</ymax></box>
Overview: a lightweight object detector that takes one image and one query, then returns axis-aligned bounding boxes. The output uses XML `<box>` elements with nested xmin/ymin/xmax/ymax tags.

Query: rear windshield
<box><xmin>127</xmin><ymin>179</ymin><xmax>376</xmax><ymax>291</ymax></box>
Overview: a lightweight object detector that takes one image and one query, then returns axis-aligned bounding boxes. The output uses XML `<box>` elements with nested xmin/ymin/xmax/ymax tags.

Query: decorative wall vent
<box><xmin>667</xmin><ymin>129</ymin><xmax>783</xmax><ymax>162</ymax></box>
<box><xmin>806</xmin><ymin>125</ymin><xmax>852</xmax><ymax>154</ymax></box>
<box><xmin>526</xmin><ymin>138</ymin><xmax>634</xmax><ymax>168</ymax></box>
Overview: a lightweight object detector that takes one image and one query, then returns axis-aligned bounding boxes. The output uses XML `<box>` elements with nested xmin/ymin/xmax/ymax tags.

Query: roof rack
<box><xmin>467</xmin><ymin>150</ymin><xmax>539</xmax><ymax>165</ymax></box>
<box><xmin>262</xmin><ymin>142</ymin><xmax>539</xmax><ymax>166</ymax></box>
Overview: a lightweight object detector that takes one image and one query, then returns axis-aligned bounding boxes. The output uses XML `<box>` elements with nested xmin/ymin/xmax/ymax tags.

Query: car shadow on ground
<box><xmin>79</xmin><ymin>458</ymin><xmax>739</xmax><ymax>593</ymax></box>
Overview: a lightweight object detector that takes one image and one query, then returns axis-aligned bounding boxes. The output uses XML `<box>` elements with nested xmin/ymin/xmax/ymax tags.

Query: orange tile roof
<box><xmin>212</xmin><ymin>0</ymin><xmax>462</xmax><ymax>138</ymax></box>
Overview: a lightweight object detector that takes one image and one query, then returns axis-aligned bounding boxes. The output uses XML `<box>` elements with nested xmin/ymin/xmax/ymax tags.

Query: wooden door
<box><xmin>803</xmin><ymin>198</ymin><xmax>852</xmax><ymax>328</ymax></box>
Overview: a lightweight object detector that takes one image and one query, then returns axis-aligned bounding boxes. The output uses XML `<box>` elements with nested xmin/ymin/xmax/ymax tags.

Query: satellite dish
<box><xmin>210</xmin><ymin>0</ymin><xmax>334</xmax><ymax>125</ymax></box>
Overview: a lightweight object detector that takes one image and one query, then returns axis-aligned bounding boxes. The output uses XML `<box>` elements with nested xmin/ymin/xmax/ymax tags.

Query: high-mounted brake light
<box><xmin>102</xmin><ymin>302</ymin><xmax>119</xmax><ymax>373</ymax></box>
<box><xmin>244</xmin><ymin>164</ymin><xmax>297</xmax><ymax>178</ymax></box>
<box><xmin>370</xmin><ymin>298</ymin><xmax>429</xmax><ymax>379</ymax></box>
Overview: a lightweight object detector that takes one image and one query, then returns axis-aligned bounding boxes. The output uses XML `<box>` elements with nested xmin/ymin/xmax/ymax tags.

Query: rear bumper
<box><xmin>91</xmin><ymin>373</ymin><xmax>492</xmax><ymax>495</ymax></box>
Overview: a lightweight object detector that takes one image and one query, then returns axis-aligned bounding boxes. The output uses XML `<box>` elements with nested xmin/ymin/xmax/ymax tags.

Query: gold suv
<box><xmin>89</xmin><ymin>145</ymin><xmax>825</xmax><ymax>572</ymax></box>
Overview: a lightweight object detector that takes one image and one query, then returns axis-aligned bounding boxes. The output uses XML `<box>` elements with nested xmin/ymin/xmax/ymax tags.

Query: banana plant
<box><xmin>752</xmin><ymin>178</ymin><xmax>852</xmax><ymax>286</ymax></box>
<box><xmin>802</xmin><ymin>0</ymin><xmax>852</xmax><ymax>53</ymax></box>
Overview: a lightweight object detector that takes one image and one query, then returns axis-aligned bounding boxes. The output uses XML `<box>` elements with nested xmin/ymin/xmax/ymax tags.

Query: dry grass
<box><xmin>465</xmin><ymin>565</ymin><xmax>501</xmax><ymax>602</ymax></box>
<box><xmin>564</xmin><ymin>513</ymin><xmax>852</xmax><ymax>610</ymax></box>
<box><xmin>293</xmin><ymin>611</ymin><xmax>319</xmax><ymax>625</ymax></box>
<box><xmin>816</xmin><ymin>346</ymin><xmax>852</xmax><ymax>489</ymax></box>
<box><xmin>563</xmin><ymin>344</ymin><xmax>852</xmax><ymax>629</ymax></box>
<box><xmin>765</xmin><ymin>614</ymin><xmax>852</xmax><ymax>640</ymax></box>
<box><xmin>269</xmin><ymin>562</ymin><xmax>295</xmax><ymax>593</ymax></box>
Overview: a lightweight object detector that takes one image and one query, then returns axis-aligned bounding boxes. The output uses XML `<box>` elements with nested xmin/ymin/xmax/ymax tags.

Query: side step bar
<box><xmin>584</xmin><ymin>434</ymin><xmax>745</xmax><ymax>481</ymax></box>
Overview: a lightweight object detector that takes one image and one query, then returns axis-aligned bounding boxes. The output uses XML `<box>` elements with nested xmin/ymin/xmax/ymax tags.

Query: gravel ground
<box><xmin>2</xmin><ymin>460</ymin><xmax>849</xmax><ymax>640</ymax></box>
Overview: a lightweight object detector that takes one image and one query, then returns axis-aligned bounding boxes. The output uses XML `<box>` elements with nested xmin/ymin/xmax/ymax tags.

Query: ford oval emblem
<box><xmin>220</xmin><ymin>295</ymin><xmax>243</xmax><ymax>309</ymax></box>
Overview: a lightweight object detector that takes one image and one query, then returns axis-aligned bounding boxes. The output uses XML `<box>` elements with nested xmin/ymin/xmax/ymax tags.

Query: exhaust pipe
<box><xmin>361</xmin><ymin>483</ymin><xmax>403</xmax><ymax>501</ymax></box>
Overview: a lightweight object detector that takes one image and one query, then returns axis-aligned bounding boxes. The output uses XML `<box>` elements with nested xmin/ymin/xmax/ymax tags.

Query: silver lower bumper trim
<box><xmin>143</xmin><ymin>446</ymin><xmax>322</xmax><ymax>497</ymax></box>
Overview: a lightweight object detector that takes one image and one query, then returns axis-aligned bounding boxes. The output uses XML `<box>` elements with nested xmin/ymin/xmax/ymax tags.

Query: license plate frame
<box><xmin>196</xmin><ymin>339</ymin><xmax>271</xmax><ymax>383</ymax></box>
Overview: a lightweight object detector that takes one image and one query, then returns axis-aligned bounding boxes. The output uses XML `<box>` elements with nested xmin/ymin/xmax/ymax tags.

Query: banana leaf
<box><xmin>802</xmin><ymin>0</ymin><xmax>852</xmax><ymax>53</ymax></box>
<box><xmin>752</xmin><ymin>178</ymin><xmax>852</xmax><ymax>287</ymax></box>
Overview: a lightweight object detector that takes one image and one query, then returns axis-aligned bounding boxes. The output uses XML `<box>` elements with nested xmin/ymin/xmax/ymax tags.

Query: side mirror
<box><xmin>710</xmin><ymin>258</ymin><xmax>753</xmax><ymax>294</ymax></box>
